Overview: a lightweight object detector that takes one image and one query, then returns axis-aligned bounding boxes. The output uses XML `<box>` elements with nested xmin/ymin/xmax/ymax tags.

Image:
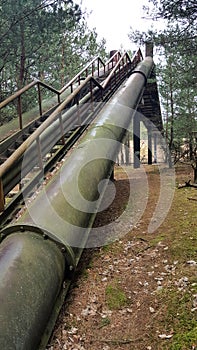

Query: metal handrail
<box><xmin>0</xmin><ymin>50</ymin><xmax>131</xmax><ymax>130</ymax></box>
<box><xmin>0</xmin><ymin>51</ymin><xmax>142</xmax><ymax>166</ymax></box>
<box><xmin>0</xmin><ymin>48</ymin><xmax>143</xmax><ymax>211</ymax></box>
<box><xmin>102</xmin><ymin>50</ymin><xmax>143</xmax><ymax>89</ymax></box>
<box><xmin>0</xmin><ymin>81</ymin><xmax>38</xmax><ymax>109</ymax></box>
<box><xmin>0</xmin><ymin>75</ymin><xmax>102</xmax><ymax>179</ymax></box>
<box><xmin>0</xmin><ymin>80</ymin><xmax>61</xmax><ymax>130</ymax></box>
<box><xmin>0</xmin><ymin>55</ymin><xmax>111</xmax><ymax>130</ymax></box>
<box><xmin>103</xmin><ymin>52</ymin><xmax>130</xmax><ymax>89</ymax></box>
<box><xmin>59</xmin><ymin>56</ymin><xmax>106</xmax><ymax>94</ymax></box>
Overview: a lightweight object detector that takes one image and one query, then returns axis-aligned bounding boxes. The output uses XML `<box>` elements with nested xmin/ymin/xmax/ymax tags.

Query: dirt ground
<box><xmin>46</xmin><ymin>163</ymin><xmax>197</xmax><ymax>350</ymax></box>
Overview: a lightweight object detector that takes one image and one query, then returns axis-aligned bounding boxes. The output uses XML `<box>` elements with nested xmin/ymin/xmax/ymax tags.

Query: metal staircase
<box><xmin>0</xmin><ymin>49</ymin><xmax>146</xmax><ymax>217</ymax></box>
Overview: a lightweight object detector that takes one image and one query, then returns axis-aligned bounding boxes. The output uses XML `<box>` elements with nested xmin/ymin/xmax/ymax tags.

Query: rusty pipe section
<box><xmin>0</xmin><ymin>56</ymin><xmax>154</xmax><ymax>349</ymax></box>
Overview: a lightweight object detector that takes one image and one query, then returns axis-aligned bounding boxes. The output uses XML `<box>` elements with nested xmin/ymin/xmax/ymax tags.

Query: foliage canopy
<box><xmin>129</xmin><ymin>0</ymin><xmax>197</xmax><ymax>174</ymax></box>
<box><xmin>0</xmin><ymin>0</ymin><xmax>107</xmax><ymax>98</ymax></box>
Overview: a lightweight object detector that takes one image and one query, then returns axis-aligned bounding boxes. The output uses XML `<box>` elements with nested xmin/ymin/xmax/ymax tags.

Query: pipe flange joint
<box><xmin>0</xmin><ymin>224</ymin><xmax>76</xmax><ymax>273</ymax></box>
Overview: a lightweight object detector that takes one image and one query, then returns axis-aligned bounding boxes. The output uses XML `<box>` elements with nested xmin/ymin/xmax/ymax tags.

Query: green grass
<box><xmin>99</xmin><ymin>317</ymin><xmax>111</xmax><ymax>328</ymax></box>
<box><xmin>171</xmin><ymin>327</ymin><xmax>197</xmax><ymax>350</ymax></box>
<box><xmin>105</xmin><ymin>281</ymin><xmax>128</xmax><ymax>310</ymax></box>
<box><xmin>97</xmin><ymin>165</ymin><xmax>197</xmax><ymax>348</ymax></box>
<box><xmin>149</xmin><ymin>234</ymin><xmax>165</xmax><ymax>245</ymax></box>
<box><xmin>159</xmin><ymin>288</ymin><xmax>197</xmax><ymax>349</ymax></box>
<box><xmin>152</xmin><ymin>181</ymin><xmax>197</xmax><ymax>349</ymax></box>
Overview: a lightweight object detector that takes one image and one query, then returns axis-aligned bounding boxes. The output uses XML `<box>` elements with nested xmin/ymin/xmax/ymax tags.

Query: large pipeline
<box><xmin>0</xmin><ymin>57</ymin><xmax>154</xmax><ymax>349</ymax></box>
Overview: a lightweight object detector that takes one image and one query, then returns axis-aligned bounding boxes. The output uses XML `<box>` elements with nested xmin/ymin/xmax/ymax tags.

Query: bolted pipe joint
<box><xmin>0</xmin><ymin>231</ymin><xmax>65</xmax><ymax>350</ymax></box>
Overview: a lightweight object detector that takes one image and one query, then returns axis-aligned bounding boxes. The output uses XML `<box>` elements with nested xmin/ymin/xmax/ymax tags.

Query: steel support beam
<box><xmin>153</xmin><ymin>132</ymin><xmax>158</xmax><ymax>163</ymax></box>
<box><xmin>133</xmin><ymin>114</ymin><xmax>141</xmax><ymax>168</ymax></box>
<box><xmin>148</xmin><ymin>126</ymin><xmax>152</xmax><ymax>165</ymax></box>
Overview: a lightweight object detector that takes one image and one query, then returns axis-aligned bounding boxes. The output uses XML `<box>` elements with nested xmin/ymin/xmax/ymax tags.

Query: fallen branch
<box><xmin>95</xmin><ymin>337</ymin><xmax>143</xmax><ymax>345</ymax></box>
<box><xmin>178</xmin><ymin>180</ymin><xmax>197</xmax><ymax>189</ymax></box>
<box><xmin>187</xmin><ymin>197</ymin><xmax>197</xmax><ymax>201</ymax></box>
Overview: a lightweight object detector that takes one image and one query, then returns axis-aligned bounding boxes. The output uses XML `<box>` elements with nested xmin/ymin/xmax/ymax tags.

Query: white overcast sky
<box><xmin>76</xmin><ymin>0</ymin><xmax>161</xmax><ymax>54</ymax></box>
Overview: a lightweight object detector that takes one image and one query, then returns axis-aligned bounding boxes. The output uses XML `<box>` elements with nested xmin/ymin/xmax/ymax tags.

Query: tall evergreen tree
<box><xmin>0</xmin><ymin>0</ymin><xmax>106</xmax><ymax>98</ymax></box>
<box><xmin>0</xmin><ymin>1</ymin><xmax>81</xmax><ymax>89</ymax></box>
<box><xmin>0</xmin><ymin>0</ymin><xmax>107</xmax><ymax>126</ymax></box>
<box><xmin>128</xmin><ymin>0</ymin><xmax>197</xmax><ymax>176</ymax></box>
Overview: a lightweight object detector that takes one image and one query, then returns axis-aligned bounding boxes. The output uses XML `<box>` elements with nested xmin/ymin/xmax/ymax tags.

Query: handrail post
<box><xmin>114</xmin><ymin>70</ymin><xmax>117</xmax><ymax>85</ymax></box>
<box><xmin>36</xmin><ymin>137</ymin><xmax>43</xmax><ymax>170</ymax></box>
<box><xmin>17</xmin><ymin>95</ymin><xmax>23</xmax><ymax>130</ymax></box>
<box><xmin>0</xmin><ymin>178</ymin><xmax>5</xmax><ymax>212</ymax></box>
<box><xmin>119</xmin><ymin>64</ymin><xmax>121</xmax><ymax>80</ymax></box>
<box><xmin>90</xmin><ymin>80</ymin><xmax>94</xmax><ymax>111</ymax></box>
<box><xmin>59</xmin><ymin>113</ymin><xmax>65</xmax><ymax>145</ymax></box>
<box><xmin>123</xmin><ymin>55</ymin><xmax>126</xmax><ymax>74</ymax></box>
<box><xmin>101</xmin><ymin>88</ymin><xmax>104</xmax><ymax>101</ymax></box>
<box><xmin>58</xmin><ymin>93</ymin><xmax>61</xmax><ymax>104</ymax></box>
<box><xmin>126</xmin><ymin>56</ymin><xmax>128</xmax><ymax>76</ymax></box>
<box><xmin>97</xmin><ymin>57</ymin><xmax>100</xmax><ymax>77</ymax></box>
<box><xmin>37</xmin><ymin>82</ymin><xmax>42</xmax><ymax>116</ymax></box>
<box><xmin>76</xmin><ymin>97</ymin><xmax>81</xmax><ymax>126</ymax></box>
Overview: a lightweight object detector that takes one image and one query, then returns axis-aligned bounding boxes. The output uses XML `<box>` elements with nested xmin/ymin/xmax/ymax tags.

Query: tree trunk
<box><xmin>61</xmin><ymin>38</ymin><xmax>65</xmax><ymax>87</ymax></box>
<box><xmin>168</xmin><ymin>68</ymin><xmax>174</xmax><ymax>169</ymax></box>
<box><xmin>193</xmin><ymin>157</ymin><xmax>197</xmax><ymax>183</ymax></box>
<box><xmin>18</xmin><ymin>20</ymin><xmax>26</xmax><ymax>89</ymax></box>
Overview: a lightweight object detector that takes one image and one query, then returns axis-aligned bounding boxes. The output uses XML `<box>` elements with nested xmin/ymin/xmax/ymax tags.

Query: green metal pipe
<box><xmin>0</xmin><ymin>56</ymin><xmax>154</xmax><ymax>349</ymax></box>
<box><xmin>0</xmin><ymin>231</ymin><xmax>65</xmax><ymax>350</ymax></box>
